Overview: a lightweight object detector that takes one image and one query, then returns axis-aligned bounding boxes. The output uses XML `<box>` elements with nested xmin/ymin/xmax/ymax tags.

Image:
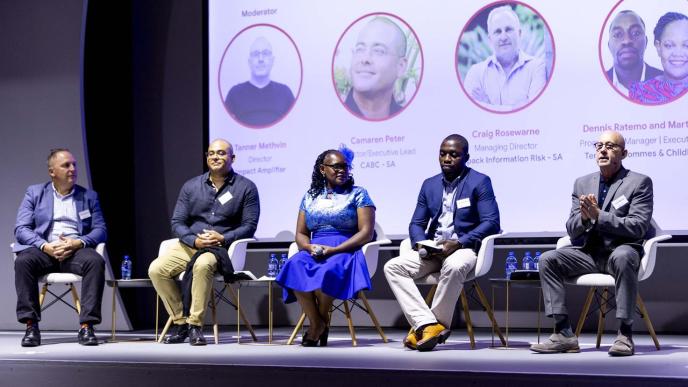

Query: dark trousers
<box><xmin>539</xmin><ymin>245</ymin><xmax>640</xmax><ymax>320</ymax></box>
<box><xmin>15</xmin><ymin>247</ymin><xmax>105</xmax><ymax>325</ymax></box>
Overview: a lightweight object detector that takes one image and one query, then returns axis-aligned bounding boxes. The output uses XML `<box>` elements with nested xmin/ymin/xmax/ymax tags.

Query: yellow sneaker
<box><xmin>403</xmin><ymin>331</ymin><xmax>418</xmax><ymax>350</ymax></box>
<box><xmin>417</xmin><ymin>323</ymin><xmax>451</xmax><ymax>352</ymax></box>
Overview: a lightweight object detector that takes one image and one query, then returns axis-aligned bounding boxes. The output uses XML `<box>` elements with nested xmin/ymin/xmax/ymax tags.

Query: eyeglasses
<box><xmin>322</xmin><ymin>163</ymin><xmax>350</xmax><ymax>172</ymax></box>
<box><xmin>352</xmin><ymin>44</ymin><xmax>401</xmax><ymax>58</ymax></box>
<box><xmin>249</xmin><ymin>49</ymin><xmax>273</xmax><ymax>59</ymax></box>
<box><xmin>206</xmin><ymin>150</ymin><xmax>230</xmax><ymax>157</ymax></box>
<box><xmin>593</xmin><ymin>142</ymin><xmax>623</xmax><ymax>151</ymax></box>
<box><xmin>610</xmin><ymin>28</ymin><xmax>645</xmax><ymax>42</ymax></box>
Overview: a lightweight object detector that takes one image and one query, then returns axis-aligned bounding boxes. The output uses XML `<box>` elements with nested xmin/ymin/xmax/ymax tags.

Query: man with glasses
<box><xmin>605</xmin><ymin>10</ymin><xmax>663</xmax><ymax>96</ymax></box>
<box><xmin>346</xmin><ymin>16</ymin><xmax>408</xmax><ymax>120</ymax></box>
<box><xmin>149</xmin><ymin>139</ymin><xmax>260</xmax><ymax>345</ymax></box>
<box><xmin>224</xmin><ymin>36</ymin><xmax>295</xmax><ymax>127</ymax></box>
<box><xmin>531</xmin><ymin>131</ymin><xmax>653</xmax><ymax>356</ymax></box>
<box><xmin>384</xmin><ymin>134</ymin><xmax>500</xmax><ymax>351</ymax></box>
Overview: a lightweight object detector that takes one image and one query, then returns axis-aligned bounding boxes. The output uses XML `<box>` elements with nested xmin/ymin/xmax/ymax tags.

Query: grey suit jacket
<box><xmin>566</xmin><ymin>167</ymin><xmax>653</xmax><ymax>253</ymax></box>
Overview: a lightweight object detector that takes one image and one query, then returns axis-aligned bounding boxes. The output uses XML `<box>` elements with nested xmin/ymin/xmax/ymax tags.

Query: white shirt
<box><xmin>48</xmin><ymin>184</ymin><xmax>80</xmax><ymax>243</ymax></box>
<box><xmin>463</xmin><ymin>51</ymin><xmax>546</xmax><ymax>111</ymax></box>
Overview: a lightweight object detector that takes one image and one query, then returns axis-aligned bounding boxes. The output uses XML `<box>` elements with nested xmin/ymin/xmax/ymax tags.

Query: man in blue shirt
<box><xmin>149</xmin><ymin>139</ymin><xmax>260</xmax><ymax>345</ymax></box>
<box><xmin>14</xmin><ymin>149</ymin><xmax>107</xmax><ymax>347</ymax></box>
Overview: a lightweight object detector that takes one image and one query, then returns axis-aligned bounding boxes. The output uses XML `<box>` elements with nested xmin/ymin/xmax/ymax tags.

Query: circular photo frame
<box><xmin>599</xmin><ymin>0</ymin><xmax>688</xmax><ymax>105</ymax></box>
<box><xmin>218</xmin><ymin>24</ymin><xmax>303</xmax><ymax>129</ymax></box>
<box><xmin>456</xmin><ymin>1</ymin><xmax>555</xmax><ymax>114</ymax></box>
<box><xmin>332</xmin><ymin>12</ymin><xmax>424</xmax><ymax>122</ymax></box>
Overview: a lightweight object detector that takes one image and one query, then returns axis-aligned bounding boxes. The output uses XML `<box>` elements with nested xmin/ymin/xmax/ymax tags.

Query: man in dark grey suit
<box><xmin>531</xmin><ymin>131</ymin><xmax>653</xmax><ymax>356</ymax></box>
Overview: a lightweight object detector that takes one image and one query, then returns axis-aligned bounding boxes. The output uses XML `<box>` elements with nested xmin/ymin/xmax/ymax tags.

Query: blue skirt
<box><xmin>276</xmin><ymin>230</ymin><xmax>372</xmax><ymax>303</ymax></box>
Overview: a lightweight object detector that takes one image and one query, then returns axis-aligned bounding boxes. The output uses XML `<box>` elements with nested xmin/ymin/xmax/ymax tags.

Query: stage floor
<box><xmin>1</xmin><ymin>327</ymin><xmax>687</xmax><ymax>386</ymax></box>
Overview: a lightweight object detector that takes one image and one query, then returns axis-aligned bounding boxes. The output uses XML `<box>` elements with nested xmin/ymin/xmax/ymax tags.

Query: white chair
<box><xmin>156</xmin><ymin>237</ymin><xmax>256</xmax><ymax>344</ymax></box>
<box><xmin>11</xmin><ymin>243</ymin><xmax>106</xmax><ymax>317</ymax></box>
<box><xmin>558</xmin><ymin>219</ymin><xmax>671</xmax><ymax>350</ymax></box>
<box><xmin>286</xmin><ymin>223</ymin><xmax>392</xmax><ymax>346</ymax></box>
<box><xmin>399</xmin><ymin>233</ymin><xmax>506</xmax><ymax>349</ymax></box>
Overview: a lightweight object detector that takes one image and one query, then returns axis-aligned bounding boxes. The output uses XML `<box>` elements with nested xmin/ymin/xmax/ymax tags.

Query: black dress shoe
<box><xmin>21</xmin><ymin>325</ymin><xmax>41</xmax><ymax>347</ymax></box>
<box><xmin>163</xmin><ymin>324</ymin><xmax>189</xmax><ymax>344</ymax></box>
<box><xmin>77</xmin><ymin>326</ymin><xmax>99</xmax><ymax>346</ymax></box>
<box><xmin>188</xmin><ymin>325</ymin><xmax>207</xmax><ymax>346</ymax></box>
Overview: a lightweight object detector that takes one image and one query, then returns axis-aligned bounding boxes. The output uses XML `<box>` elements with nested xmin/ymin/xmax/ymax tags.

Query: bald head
<box><xmin>599</xmin><ymin>131</ymin><xmax>625</xmax><ymax>149</ymax></box>
<box><xmin>248</xmin><ymin>36</ymin><xmax>274</xmax><ymax>84</ymax></box>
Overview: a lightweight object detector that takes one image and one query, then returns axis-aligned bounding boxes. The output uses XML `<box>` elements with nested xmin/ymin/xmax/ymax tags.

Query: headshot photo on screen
<box><xmin>332</xmin><ymin>13</ymin><xmax>423</xmax><ymax>121</ymax></box>
<box><xmin>218</xmin><ymin>24</ymin><xmax>302</xmax><ymax>128</ymax></box>
<box><xmin>600</xmin><ymin>0</ymin><xmax>688</xmax><ymax>105</ymax></box>
<box><xmin>457</xmin><ymin>2</ymin><xmax>554</xmax><ymax>113</ymax></box>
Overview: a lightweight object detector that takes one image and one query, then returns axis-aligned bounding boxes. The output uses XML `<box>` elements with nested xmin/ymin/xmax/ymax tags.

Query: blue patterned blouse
<box><xmin>299</xmin><ymin>186</ymin><xmax>375</xmax><ymax>234</ymax></box>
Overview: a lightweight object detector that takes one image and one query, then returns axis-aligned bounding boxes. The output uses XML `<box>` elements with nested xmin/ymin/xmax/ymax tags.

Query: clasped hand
<box><xmin>309</xmin><ymin>244</ymin><xmax>333</xmax><ymax>258</ymax></box>
<box><xmin>44</xmin><ymin>236</ymin><xmax>82</xmax><ymax>262</ymax></box>
<box><xmin>195</xmin><ymin>229</ymin><xmax>224</xmax><ymax>249</ymax></box>
<box><xmin>579</xmin><ymin>194</ymin><xmax>600</xmax><ymax>222</ymax></box>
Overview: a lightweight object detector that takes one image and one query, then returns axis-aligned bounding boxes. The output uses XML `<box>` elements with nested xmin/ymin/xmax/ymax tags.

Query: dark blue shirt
<box><xmin>224</xmin><ymin>81</ymin><xmax>295</xmax><ymax>127</ymax></box>
<box><xmin>171</xmin><ymin>170</ymin><xmax>260</xmax><ymax>248</ymax></box>
<box><xmin>344</xmin><ymin>89</ymin><xmax>402</xmax><ymax>119</ymax></box>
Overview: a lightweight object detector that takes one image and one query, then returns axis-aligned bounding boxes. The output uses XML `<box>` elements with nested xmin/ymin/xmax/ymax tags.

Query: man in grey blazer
<box><xmin>531</xmin><ymin>131</ymin><xmax>652</xmax><ymax>356</ymax></box>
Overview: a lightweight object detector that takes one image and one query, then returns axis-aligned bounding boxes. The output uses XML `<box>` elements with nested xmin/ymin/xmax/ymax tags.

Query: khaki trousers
<box><xmin>148</xmin><ymin>241</ymin><xmax>217</xmax><ymax>326</ymax></box>
<box><xmin>384</xmin><ymin>248</ymin><xmax>477</xmax><ymax>330</ymax></box>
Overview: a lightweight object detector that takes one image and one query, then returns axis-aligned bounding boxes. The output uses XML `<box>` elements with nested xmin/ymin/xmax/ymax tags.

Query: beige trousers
<box><xmin>148</xmin><ymin>240</ymin><xmax>217</xmax><ymax>326</ymax></box>
<box><xmin>384</xmin><ymin>248</ymin><xmax>477</xmax><ymax>330</ymax></box>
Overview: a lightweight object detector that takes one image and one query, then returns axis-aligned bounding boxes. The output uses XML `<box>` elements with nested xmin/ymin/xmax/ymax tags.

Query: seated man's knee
<box><xmin>383</xmin><ymin>256</ymin><xmax>403</xmax><ymax>277</ymax></box>
<box><xmin>609</xmin><ymin>246</ymin><xmax>640</xmax><ymax>269</ymax></box>
<box><xmin>192</xmin><ymin>253</ymin><xmax>216</xmax><ymax>275</ymax></box>
<box><xmin>538</xmin><ymin>250</ymin><xmax>558</xmax><ymax>272</ymax></box>
<box><xmin>148</xmin><ymin>258</ymin><xmax>164</xmax><ymax>279</ymax></box>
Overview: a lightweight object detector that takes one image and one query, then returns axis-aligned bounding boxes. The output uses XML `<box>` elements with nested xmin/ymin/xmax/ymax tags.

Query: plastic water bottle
<box><xmin>505</xmin><ymin>251</ymin><xmax>518</xmax><ymax>279</ymax></box>
<box><xmin>121</xmin><ymin>255</ymin><xmax>132</xmax><ymax>280</ymax></box>
<box><xmin>278</xmin><ymin>253</ymin><xmax>288</xmax><ymax>273</ymax></box>
<box><xmin>522</xmin><ymin>251</ymin><xmax>535</xmax><ymax>270</ymax></box>
<box><xmin>267</xmin><ymin>253</ymin><xmax>279</xmax><ymax>278</ymax></box>
<box><xmin>534</xmin><ymin>251</ymin><xmax>542</xmax><ymax>270</ymax></box>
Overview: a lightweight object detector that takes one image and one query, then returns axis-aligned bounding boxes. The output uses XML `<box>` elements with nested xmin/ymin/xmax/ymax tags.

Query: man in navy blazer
<box><xmin>14</xmin><ymin>149</ymin><xmax>107</xmax><ymax>347</ymax></box>
<box><xmin>384</xmin><ymin>134</ymin><xmax>500</xmax><ymax>351</ymax></box>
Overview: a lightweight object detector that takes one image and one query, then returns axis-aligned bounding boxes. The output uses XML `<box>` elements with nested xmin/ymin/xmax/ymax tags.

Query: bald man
<box><xmin>149</xmin><ymin>139</ymin><xmax>260</xmax><ymax>346</ymax></box>
<box><xmin>531</xmin><ymin>131</ymin><xmax>653</xmax><ymax>356</ymax></box>
<box><xmin>224</xmin><ymin>37</ymin><xmax>295</xmax><ymax>127</ymax></box>
<box><xmin>605</xmin><ymin>10</ymin><xmax>663</xmax><ymax>96</ymax></box>
<box><xmin>346</xmin><ymin>17</ymin><xmax>409</xmax><ymax>120</ymax></box>
<box><xmin>463</xmin><ymin>5</ymin><xmax>546</xmax><ymax>111</ymax></box>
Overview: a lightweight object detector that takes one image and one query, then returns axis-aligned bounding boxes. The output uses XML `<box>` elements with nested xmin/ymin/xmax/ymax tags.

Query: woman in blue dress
<box><xmin>276</xmin><ymin>148</ymin><xmax>375</xmax><ymax>346</ymax></box>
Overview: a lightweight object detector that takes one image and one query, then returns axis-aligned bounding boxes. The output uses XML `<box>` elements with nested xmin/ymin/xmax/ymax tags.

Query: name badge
<box><xmin>612</xmin><ymin>195</ymin><xmax>629</xmax><ymax>210</ymax></box>
<box><xmin>218</xmin><ymin>191</ymin><xmax>233</xmax><ymax>205</ymax></box>
<box><xmin>78</xmin><ymin>209</ymin><xmax>91</xmax><ymax>220</ymax></box>
<box><xmin>456</xmin><ymin>198</ymin><xmax>471</xmax><ymax>209</ymax></box>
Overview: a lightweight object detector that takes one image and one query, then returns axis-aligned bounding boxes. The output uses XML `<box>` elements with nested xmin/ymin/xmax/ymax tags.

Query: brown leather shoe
<box><xmin>403</xmin><ymin>331</ymin><xmax>418</xmax><ymax>350</ymax></box>
<box><xmin>416</xmin><ymin>323</ymin><xmax>450</xmax><ymax>352</ymax></box>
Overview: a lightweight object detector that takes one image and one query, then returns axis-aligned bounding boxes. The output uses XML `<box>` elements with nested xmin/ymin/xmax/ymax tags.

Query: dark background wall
<box><xmin>84</xmin><ymin>1</ymin><xmax>205</xmax><ymax>328</ymax></box>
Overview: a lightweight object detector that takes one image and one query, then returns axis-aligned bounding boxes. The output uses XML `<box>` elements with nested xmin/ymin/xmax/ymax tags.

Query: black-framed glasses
<box><xmin>593</xmin><ymin>142</ymin><xmax>623</xmax><ymax>151</ymax></box>
<box><xmin>322</xmin><ymin>163</ymin><xmax>350</xmax><ymax>172</ymax></box>
<box><xmin>206</xmin><ymin>150</ymin><xmax>230</xmax><ymax>157</ymax></box>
